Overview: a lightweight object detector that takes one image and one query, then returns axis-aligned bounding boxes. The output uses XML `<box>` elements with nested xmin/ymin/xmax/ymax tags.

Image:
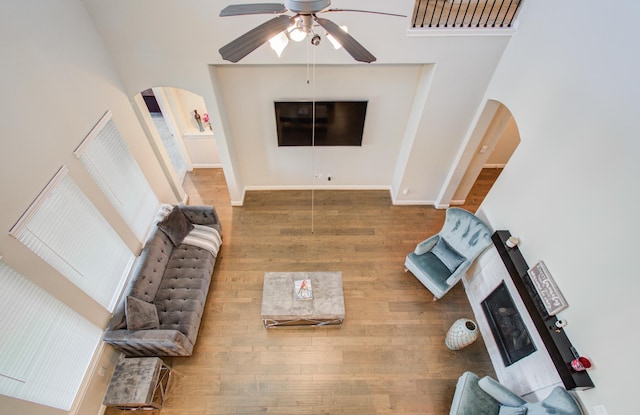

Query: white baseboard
<box><xmin>392</xmin><ymin>199</ymin><xmax>439</xmax><ymax>206</ymax></box>
<box><xmin>191</xmin><ymin>163</ymin><xmax>223</xmax><ymax>169</ymax></box>
<box><xmin>243</xmin><ymin>184</ymin><xmax>391</xmax><ymax>192</ymax></box>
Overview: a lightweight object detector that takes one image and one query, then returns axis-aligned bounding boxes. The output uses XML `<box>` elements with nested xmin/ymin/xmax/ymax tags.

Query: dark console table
<box><xmin>492</xmin><ymin>230</ymin><xmax>594</xmax><ymax>391</ymax></box>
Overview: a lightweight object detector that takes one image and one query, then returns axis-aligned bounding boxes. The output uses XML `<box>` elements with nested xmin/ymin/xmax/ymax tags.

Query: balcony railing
<box><xmin>412</xmin><ymin>0</ymin><xmax>523</xmax><ymax>29</ymax></box>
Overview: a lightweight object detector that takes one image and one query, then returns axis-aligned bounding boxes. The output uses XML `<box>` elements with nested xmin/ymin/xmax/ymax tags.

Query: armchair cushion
<box><xmin>431</xmin><ymin>237</ymin><xmax>466</xmax><ymax>273</ymax></box>
<box><xmin>528</xmin><ymin>387</ymin><xmax>583</xmax><ymax>415</ymax></box>
<box><xmin>499</xmin><ymin>408</ymin><xmax>527</xmax><ymax>415</ymax></box>
<box><xmin>407</xmin><ymin>251</ymin><xmax>452</xmax><ymax>293</ymax></box>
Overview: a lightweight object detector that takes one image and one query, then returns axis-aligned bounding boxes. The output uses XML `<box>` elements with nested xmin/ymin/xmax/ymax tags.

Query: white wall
<box><xmin>480</xmin><ymin>1</ymin><xmax>640</xmax><ymax>413</ymax></box>
<box><xmin>485</xmin><ymin>116</ymin><xmax>520</xmax><ymax>167</ymax></box>
<box><xmin>215</xmin><ymin>64</ymin><xmax>419</xmax><ymax>188</ymax></box>
<box><xmin>0</xmin><ymin>1</ymin><xmax>178</xmax><ymax>413</ymax></box>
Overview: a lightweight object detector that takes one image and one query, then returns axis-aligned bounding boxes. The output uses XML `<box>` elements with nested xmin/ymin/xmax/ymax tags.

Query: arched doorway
<box><xmin>133</xmin><ymin>86</ymin><xmax>223</xmax><ymax>203</ymax></box>
<box><xmin>439</xmin><ymin>100</ymin><xmax>521</xmax><ymax>212</ymax></box>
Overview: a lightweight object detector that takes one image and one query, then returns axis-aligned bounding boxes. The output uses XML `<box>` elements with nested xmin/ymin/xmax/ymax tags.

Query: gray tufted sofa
<box><xmin>104</xmin><ymin>205</ymin><xmax>221</xmax><ymax>357</ymax></box>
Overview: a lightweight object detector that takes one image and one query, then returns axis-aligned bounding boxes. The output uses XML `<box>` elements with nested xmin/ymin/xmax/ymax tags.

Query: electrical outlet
<box><xmin>327</xmin><ymin>173</ymin><xmax>332</xmax><ymax>181</ymax></box>
<box><xmin>480</xmin><ymin>145</ymin><xmax>489</xmax><ymax>153</ymax></box>
<box><xmin>592</xmin><ymin>405</ymin><xmax>607</xmax><ymax>415</ymax></box>
<box><xmin>98</xmin><ymin>366</ymin><xmax>106</xmax><ymax>376</ymax></box>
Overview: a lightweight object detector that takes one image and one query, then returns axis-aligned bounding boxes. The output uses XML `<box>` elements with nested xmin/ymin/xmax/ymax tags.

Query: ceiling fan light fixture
<box><xmin>288</xmin><ymin>25</ymin><xmax>307</xmax><ymax>42</ymax></box>
<box><xmin>326</xmin><ymin>25</ymin><xmax>348</xmax><ymax>49</ymax></box>
<box><xmin>269</xmin><ymin>31</ymin><xmax>289</xmax><ymax>57</ymax></box>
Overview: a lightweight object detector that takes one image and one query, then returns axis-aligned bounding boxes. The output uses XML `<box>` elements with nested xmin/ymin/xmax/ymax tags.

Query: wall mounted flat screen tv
<box><xmin>275</xmin><ymin>101</ymin><xmax>367</xmax><ymax>146</ymax></box>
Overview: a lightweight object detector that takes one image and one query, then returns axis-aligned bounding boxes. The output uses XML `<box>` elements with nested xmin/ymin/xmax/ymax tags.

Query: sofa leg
<box><xmin>433</xmin><ymin>296</ymin><xmax>438</xmax><ymax>301</ymax></box>
<box><xmin>404</xmin><ymin>267</ymin><xmax>408</xmax><ymax>272</ymax></box>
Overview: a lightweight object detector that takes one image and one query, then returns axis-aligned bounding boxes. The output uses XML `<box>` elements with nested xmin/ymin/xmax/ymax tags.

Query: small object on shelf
<box><xmin>445</xmin><ymin>318</ymin><xmax>479</xmax><ymax>350</ymax></box>
<box><xmin>571</xmin><ymin>356</ymin><xmax>592</xmax><ymax>371</ymax></box>
<box><xmin>506</xmin><ymin>236</ymin><xmax>519</xmax><ymax>248</ymax></box>
<box><xmin>203</xmin><ymin>112</ymin><xmax>213</xmax><ymax>130</ymax></box>
<box><xmin>194</xmin><ymin>109</ymin><xmax>205</xmax><ymax>132</ymax></box>
<box><xmin>527</xmin><ymin>260</ymin><xmax>568</xmax><ymax>316</ymax></box>
<box><xmin>295</xmin><ymin>279</ymin><xmax>313</xmax><ymax>300</ymax></box>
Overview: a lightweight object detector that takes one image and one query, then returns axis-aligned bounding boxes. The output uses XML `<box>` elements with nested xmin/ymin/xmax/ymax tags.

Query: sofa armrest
<box><xmin>414</xmin><ymin>235</ymin><xmax>439</xmax><ymax>256</ymax></box>
<box><xmin>179</xmin><ymin>205</ymin><xmax>222</xmax><ymax>233</ymax></box>
<box><xmin>104</xmin><ymin>329</ymin><xmax>194</xmax><ymax>357</ymax></box>
<box><xmin>478</xmin><ymin>376</ymin><xmax>527</xmax><ymax>407</ymax></box>
<box><xmin>445</xmin><ymin>260</ymin><xmax>472</xmax><ymax>286</ymax></box>
<box><xmin>450</xmin><ymin>372</ymin><xmax>501</xmax><ymax>415</ymax></box>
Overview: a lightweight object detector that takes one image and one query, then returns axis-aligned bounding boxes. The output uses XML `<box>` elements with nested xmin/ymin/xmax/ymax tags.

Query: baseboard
<box><xmin>243</xmin><ymin>184</ymin><xmax>392</xmax><ymax>192</ymax></box>
<box><xmin>392</xmin><ymin>199</ymin><xmax>439</xmax><ymax>206</ymax></box>
<box><xmin>191</xmin><ymin>163</ymin><xmax>223</xmax><ymax>169</ymax></box>
<box><xmin>483</xmin><ymin>164</ymin><xmax>506</xmax><ymax>169</ymax></box>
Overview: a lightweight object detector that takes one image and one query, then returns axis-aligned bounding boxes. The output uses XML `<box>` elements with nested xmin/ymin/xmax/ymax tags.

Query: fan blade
<box><xmin>323</xmin><ymin>8</ymin><xmax>406</xmax><ymax>18</ymax></box>
<box><xmin>220</xmin><ymin>3</ymin><xmax>287</xmax><ymax>17</ymax></box>
<box><xmin>314</xmin><ymin>17</ymin><xmax>376</xmax><ymax>63</ymax></box>
<box><xmin>219</xmin><ymin>15</ymin><xmax>294</xmax><ymax>62</ymax></box>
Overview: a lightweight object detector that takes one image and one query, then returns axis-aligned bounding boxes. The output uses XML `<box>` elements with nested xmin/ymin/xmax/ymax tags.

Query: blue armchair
<box><xmin>450</xmin><ymin>372</ymin><xmax>583</xmax><ymax>415</ymax></box>
<box><xmin>404</xmin><ymin>207</ymin><xmax>492</xmax><ymax>300</ymax></box>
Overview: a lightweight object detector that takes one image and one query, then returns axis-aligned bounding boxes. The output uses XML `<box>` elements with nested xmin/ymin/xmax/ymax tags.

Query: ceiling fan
<box><xmin>218</xmin><ymin>0</ymin><xmax>405</xmax><ymax>63</ymax></box>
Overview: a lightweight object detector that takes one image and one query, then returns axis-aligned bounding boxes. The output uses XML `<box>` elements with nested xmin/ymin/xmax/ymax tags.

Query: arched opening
<box><xmin>441</xmin><ymin>100</ymin><xmax>520</xmax><ymax>212</ymax></box>
<box><xmin>132</xmin><ymin>87</ymin><xmax>223</xmax><ymax>203</ymax></box>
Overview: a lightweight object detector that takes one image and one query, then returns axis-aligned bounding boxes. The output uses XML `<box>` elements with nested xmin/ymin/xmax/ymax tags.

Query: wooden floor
<box><xmin>106</xmin><ymin>169</ymin><xmax>499</xmax><ymax>415</ymax></box>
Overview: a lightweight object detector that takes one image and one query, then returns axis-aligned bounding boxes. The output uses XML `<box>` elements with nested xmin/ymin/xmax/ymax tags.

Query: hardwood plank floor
<box><xmin>106</xmin><ymin>169</ymin><xmax>496</xmax><ymax>415</ymax></box>
<box><xmin>459</xmin><ymin>167</ymin><xmax>503</xmax><ymax>213</ymax></box>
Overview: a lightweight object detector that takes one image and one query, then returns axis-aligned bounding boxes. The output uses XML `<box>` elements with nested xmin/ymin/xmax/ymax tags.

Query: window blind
<box><xmin>74</xmin><ymin>111</ymin><xmax>159</xmax><ymax>241</ymax></box>
<box><xmin>10</xmin><ymin>166</ymin><xmax>134</xmax><ymax>311</ymax></box>
<box><xmin>0</xmin><ymin>262</ymin><xmax>102</xmax><ymax>411</ymax></box>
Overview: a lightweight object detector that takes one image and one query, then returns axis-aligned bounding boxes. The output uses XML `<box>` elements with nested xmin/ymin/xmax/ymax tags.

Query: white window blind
<box><xmin>0</xmin><ymin>261</ymin><xmax>102</xmax><ymax>411</ymax></box>
<box><xmin>10</xmin><ymin>166</ymin><xmax>134</xmax><ymax>311</ymax></box>
<box><xmin>74</xmin><ymin>111</ymin><xmax>159</xmax><ymax>241</ymax></box>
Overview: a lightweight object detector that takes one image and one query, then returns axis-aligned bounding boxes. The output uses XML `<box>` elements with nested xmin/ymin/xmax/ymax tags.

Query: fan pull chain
<box><xmin>306</xmin><ymin>36</ymin><xmax>311</xmax><ymax>85</ymax></box>
<box><xmin>310</xmin><ymin>40</ymin><xmax>316</xmax><ymax>234</ymax></box>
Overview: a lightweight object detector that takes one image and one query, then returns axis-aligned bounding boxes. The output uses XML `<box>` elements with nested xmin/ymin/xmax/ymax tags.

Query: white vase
<box><xmin>445</xmin><ymin>318</ymin><xmax>479</xmax><ymax>350</ymax></box>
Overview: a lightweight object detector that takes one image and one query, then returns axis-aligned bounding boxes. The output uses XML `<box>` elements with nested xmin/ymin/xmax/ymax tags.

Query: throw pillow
<box><xmin>125</xmin><ymin>296</ymin><xmax>160</xmax><ymax>330</ymax></box>
<box><xmin>498</xmin><ymin>407</ymin><xmax>527</xmax><ymax>415</ymax></box>
<box><xmin>431</xmin><ymin>237</ymin><xmax>466</xmax><ymax>273</ymax></box>
<box><xmin>157</xmin><ymin>206</ymin><xmax>194</xmax><ymax>246</ymax></box>
<box><xmin>154</xmin><ymin>203</ymin><xmax>175</xmax><ymax>224</ymax></box>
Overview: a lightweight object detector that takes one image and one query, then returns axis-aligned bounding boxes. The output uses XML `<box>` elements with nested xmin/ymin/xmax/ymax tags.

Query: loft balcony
<box><xmin>411</xmin><ymin>0</ymin><xmax>523</xmax><ymax>29</ymax></box>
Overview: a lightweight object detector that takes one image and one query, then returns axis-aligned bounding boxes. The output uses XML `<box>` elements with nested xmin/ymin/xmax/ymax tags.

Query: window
<box><xmin>10</xmin><ymin>166</ymin><xmax>134</xmax><ymax>311</ymax></box>
<box><xmin>0</xmin><ymin>261</ymin><xmax>102</xmax><ymax>410</ymax></box>
<box><xmin>74</xmin><ymin>111</ymin><xmax>159</xmax><ymax>241</ymax></box>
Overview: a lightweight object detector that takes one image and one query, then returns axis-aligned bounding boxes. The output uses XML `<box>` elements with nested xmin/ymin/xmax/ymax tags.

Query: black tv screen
<box><xmin>275</xmin><ymin>101</ymin><xmax>367</xmax><ymax>146</ymax></box>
